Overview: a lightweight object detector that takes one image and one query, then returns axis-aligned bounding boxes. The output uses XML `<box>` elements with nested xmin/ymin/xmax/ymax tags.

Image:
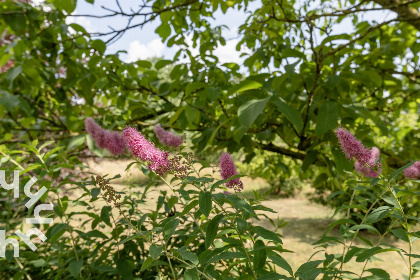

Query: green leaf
<box><xmin>272</xmin><ymin>97</ymin><xmax>303</xmax><ymax>133</ymax></box>
<box><xmin>295</xmin><ymin>260</ymin><xmax>322</xmax><ymax>280</ymax></box>
<box><xmin>117</xmin><ymin>234</ymin><xmax>144</xmax><ymax>246</ymax></box>
<box><xmin>255</xmin><ymin>226</ymin><xmax>282</xmax><ymax>244</ymax></box>
<box><xmin>229</xmin><ymin>80</ymin><xmax>262</xmax><ymax>94</ymax></box>
<box><xmin>91</xmin><ymin>188</ymin><xmax>100</xmax><ymax>198</ymax></box>
<box><xmin>349</xmin><ymin>224</ymin><xmax>380</xmax><ymax>234</ymax></box>
<box><xmin>67</xmin><ymin>135</ymin><xmax>86</xmax><ymax>151</ymax></box>
<box><xmin>54</xmin><ymin>0</ymin><xmax>77</xmax><ymax>13</ymax></box>
<box><xmin>268</xmin><ymin>254</ymin><xmax>293</xmax><ymax>276</ymax></box>
<box><xmin>391</xmin><ymin>228</ymin><xmax>409</xmax><ymax>242</ymax></box>
<box><xmin>199</xmin><ymin>191</ymin><xmax>212</xmax><ymax>217</ymax></box>
<box><xmin>85</xmin><ymin>230</ymin><xmax>109</xmax><ymax>239</ymax></box>
<box><xmin>388</xmin><ymin>161</ymin><xmax>416</xmax><ymax>182</ymax></box>
<box><xmin>315</xmin><ymin>101</ymin><xmax>338</xmax><ymax>136</ymax></box>
<box><xmin>100</xmin><ymin>206</ymin><xmax>112</xmax><ymax>226</ymax></box>
<box><xmin>155</xmin><ymin>59</ymin><xmax>173</xmax><ymax>70</ymax></box>
<box><xmin>0</xmin><ymin>90</ymin><xmax>20</xmax><ymax>111</ymax></box>
<box><xmin>253</xmin><ymin>240</ymin><xmax>267</xmax><ymax>269</ymax></box>
<box><xmin>68</xmin><ymin>260</ymin><xmax>83</xmax><ymax>278</ymax></box>
<box><xmin>150</xmin><ymin>244</ymin><xmax>163</xmax><ymax>260</ymax></box>
<box><xmin>238</xmin><ymin>97</ymin><xmax>270</xmax><ymax>128</ymax></box>
<box><xmin>366</xmin><ymin>268</ymin><xmax>390</xmax><ymax>279</ymax></box>
<box><xmin>365</xmin><ymin>206</ymin><xmax>392</xmax><ymax>224</ymax></box>
<box><xmin>370</xmin><ymin>178</ymin><xmax>380</xmax><ymax>188</ymax></box>
<box><xmin>91</xmin><ymin>40</ymin><xmax>106</xmax><ymax>55</ymax></box>
<box><xmin>226</xmin><ymin>195</ymin><xmax>257</xmax><ymax>218</ymax></box>
<box><xmin>181</xmin><ymin>200</ymin><xmax>199</xmax><ymax>216</ymax></box>
<box><xmin>140</xmin><ymin>256</ymin><xmax>154</xmax><ymax>271</ymax></box>
<box><xmin>184</xmin><ymin>268</ymin><xmax>200</xmax><ymax>280</ymax></box>
<box><xmin>163</xmin><ymin>218</ymin><xmax>180</xmax><ymax>241</ymax></box>
<box><xmin>176</xmin><ymin>247</ymin><xmax>199</xmax><ymax>265</ymax></box>
<box><xmin>205</xmin><ymin>214</ymin><xmax>224</xmax><ymax>248</ymax></box>
<box><xmin>355</xmin><ymin>247</ymin><xmax>383</xmax><ymax>262</ymax></box>
<box><xmin>117</xmin><ymin>259</ymin><xmax>133</xmax><ymax>279</ymax></box>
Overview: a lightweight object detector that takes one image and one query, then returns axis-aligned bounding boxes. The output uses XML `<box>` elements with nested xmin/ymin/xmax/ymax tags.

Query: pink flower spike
<box><xmin>122</xmin><ymin>127</ymin><xmax>170</xmax><ymax>175</ymax></box>
<box><xmin>336</xmin><ymin>128</ymin><xmax>371</xmax><ymax>165</ymax></box>
<box><xmin>354</xmin><ymin>147</ymin><xmax>382</xmax><ymax>178</ymax></box>
<box><xmin>106</xmin><ymin>131</ymin><xmax>125</xmax><ymax>156</ymax></box>
<box><xmin>154</xmin><ymin>125</ymin><xmax>183</xmax><ymax>147</ymax></box>
<box><xmin>85</xmin><ymin>118</ymin><xmax>125</xmax><ymax>155</ymax></box>
<box><xmin>219</xmin><ymin>153</ymin><xmax>243</xmax><ymax>192</ymax></box>
<box><xmin>404</xmin><ymin>161</ymin><xmax>420</xmax><ymax>179</ymax></box>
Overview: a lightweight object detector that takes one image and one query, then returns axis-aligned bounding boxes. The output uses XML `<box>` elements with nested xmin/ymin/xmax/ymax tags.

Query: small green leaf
<box><xmin>163</xmin><ymin>218</ymin><xmax>180</xmax><ymax>241</ymax></box>
<box><xmin>117</xmin><ymin>259</ymin><xmax>133</xmax><ymax>279</ymax></box>
<box><xmin>150</xmin><ymin>244</ymin><xmax>163</xmax><ymax>260</ymax></box>
<box><xmin>184</xmin><ymin>267</ymin><xmax>200</xmax><ymax>280</ymax></box>
<box><xmin>91</xmin><ymin>188</ymin><xmax>100</xmax><ymax>198</ymax></box>
<box><xmin>176</xmin><ymin>247</ymin><xmax>199</xmax><ymax>265</ymax></box>
<box><xmin>295</xmin><ymin>260</ymin><xmax>322</xmax><ymax>280</ymax></box>
<box><xmin>272</xmin><ymin>97</ymin><xmax>303</xmax><ymax>133</ymax></box>
<box><xmin>255</xmin><ymin>226</ymin><xmax>282</xmax><ymax>244</ymax></box>
<box><xmin>100</xmin><ymin>206</ymin><xmax>112</xmax><ymax>226</ymax></box>
<box><xmin>315</xmin><ymin>101</ymin><xmax>338</xmax><ymax>137</ymax></box>
<box><xmin>268</xmin><ymin>254</ymin><xmax>293</xmax><ymax>276</ymax></box>
<box><xmin>140</xmin><ymin>257</ymin><xmax>154</xmax><ymax>271</ymax></box>
<box><xmin>391</xmin><ymin>228</ymin><xmax>409</xmax><ymax>242</ymax></box>
<box><xmin>229</xmin><ymin>80</ymin><xmax>262</xmax><ymax>94</ymax></box>
<box><xmin>365</xmin><ymin>206</ymin><xmax>392</xmax><ymax>224</ymax></box>
<box><xmin>205</xmin><ymin>214</ymin><xmax>224</xmax><ymax>248</ymax></box>
<box><xmin>68</xmin><ymin>260</ymin><xmax>83</xmax><ymax>278</ymax></box>
<box><xmin>253</xmin><ymin>240</ymin><xmax>267</xmax><ymax>269</ymax></box>
<box><xmin>366</xmin><ymin>268</ymin><xmax>390</xmax><ymax>279</ymax></box>
<box><xmin>199</xmin><ymin>191</ymin><xmax>212</xmax><ymax>217</ymax></box>
<box><xmin>238</xmin><ymin>97</ymin><xmax>270</xmax><ymax>128</ymax></box>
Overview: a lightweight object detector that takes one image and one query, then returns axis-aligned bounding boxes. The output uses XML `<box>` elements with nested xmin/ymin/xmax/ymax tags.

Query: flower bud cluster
<box><xmin>96</xmin><ymin>175</ymin><xmax>121</xmax><ymax>209</ymax></box>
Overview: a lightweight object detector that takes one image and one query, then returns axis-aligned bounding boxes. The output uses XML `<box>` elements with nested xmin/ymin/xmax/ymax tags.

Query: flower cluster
<box><xmin>219</xmin><ymin>153</ymin><xmax>243</xmax><ymax>192</ymax></box>
<box><xmin>154</xmin><ymin>125</ymin><xmax>183</xmax><ymax>147</ymax></box>
<box><xmin>85</xmin><ymin>118</ymin><xmax>125</xmax><ymax>156</ymax></box>
<box><xmin>354</xmin><ymin>147</ymin><xmax>382</xmax><ymax>178</ymax></box>
<box><xmin>122</xmin><ymin>127</ymin><xmax>170</xmax><ymax>175</ymax></box>
<box><xmin>122</xmin><ymin>127</ymin><xmax>191</xmax><ymax>178</ymax></box>
<box><xmin>336</xmin><ymin>128</ymin><xmax>372</xmax><ymax>165</ymax></box>
<box><xmin>336</xmin><ymin>128</ymin><xmax>382</xmax><ymax>177</ymax></box>
<box><xmin>404</xmin><ymin>161</ymin><xmax>420</xmax><ymax>179</ymax></box>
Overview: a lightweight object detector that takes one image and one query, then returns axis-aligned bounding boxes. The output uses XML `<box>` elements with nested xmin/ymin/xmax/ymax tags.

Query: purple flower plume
<box><xmin>85</xmin><ymin>118</ymin><xmax>125</xmax><ymax>156</ymax></box>
<box><xmin>354</xmin><ymin>147</ymin><xmax>382</xmax><ymax>178</ymax></box>
<box><xmin>404</xmin><ymin>161</ymin><xmax>420</xmax><ymax>179</ymax></box>
<box><xmin>336</xmin><ymin>128</ymin><xmax>372</xmax><ymax>165</ymax></box>
<box><xmin>154</xmin><ymin>125</ymin><xmax>183</xmax><ymax>147</ymax></box>
<box><xmin>219</xmin><ymin>153</ymin><xmax>243</xmax><ymax>192</ymax></box>
<box><xmin>122</xmin><ymin>127</ymin><xmax>171</xmax><ymax>175</ymax></box>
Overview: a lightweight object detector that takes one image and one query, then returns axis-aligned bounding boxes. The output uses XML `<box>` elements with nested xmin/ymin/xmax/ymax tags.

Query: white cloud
<box><xmin>126</xmin><ymin>39</ymin><xmax>165</xmax><ymax>62</ymax></box>
<box><xmin>65</xmin><ymin>14</ymin><xmax>95</xmax><ymax>33</ymax></box>
<box><xmin>214</xmin><ymin>38</ymin><xmax>250</xmax><ymax>64</ymax></box>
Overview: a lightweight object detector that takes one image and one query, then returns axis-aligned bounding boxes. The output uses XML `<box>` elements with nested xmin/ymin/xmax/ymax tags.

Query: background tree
<box><xmin>0</xmin><ymin>0</ymin><xmax>419</xmax><ymax>202</ymax></box>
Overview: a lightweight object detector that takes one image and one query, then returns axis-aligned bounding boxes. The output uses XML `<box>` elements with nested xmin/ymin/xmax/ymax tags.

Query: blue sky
<box><xmin>68</xmin><ymin>0</ymin><xmax>261</xmax><ymax>63</ymax></box>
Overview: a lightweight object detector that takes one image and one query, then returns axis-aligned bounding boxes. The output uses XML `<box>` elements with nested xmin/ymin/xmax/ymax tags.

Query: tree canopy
<box><xmin>0</xmin><ymin>0</ymin><xmax>419</xmax><ymax>196</ymax></box>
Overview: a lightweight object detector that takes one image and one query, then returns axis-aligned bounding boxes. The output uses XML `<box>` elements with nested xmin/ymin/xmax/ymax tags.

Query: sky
<box><xmin>66</xmin><ymin>0</ymin><xmax>394</xmax><ymax>66</ymax></box>
<box><xmin>67</xmin><ymin>0</ymin><xmax>261</xmax><ymax>64</ymax></box>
